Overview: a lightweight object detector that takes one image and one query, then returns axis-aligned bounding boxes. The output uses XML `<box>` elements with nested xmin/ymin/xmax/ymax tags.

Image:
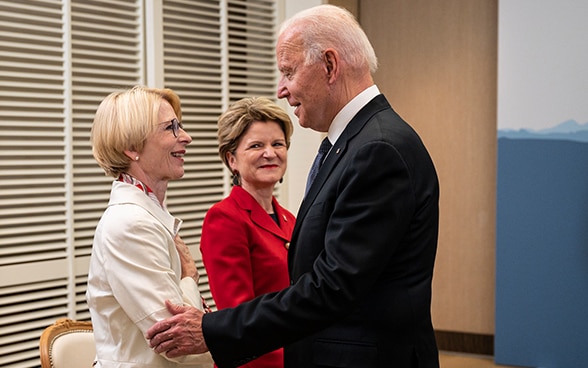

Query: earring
<box><xmin>134</xmin><ymin>156</ymin><xmax>139</xmax><ymax>161</ymax></box>
<box><xmin>232</xmin><ymin>173</ymin><xmax>241</xmax><ymax>186</ymax></box>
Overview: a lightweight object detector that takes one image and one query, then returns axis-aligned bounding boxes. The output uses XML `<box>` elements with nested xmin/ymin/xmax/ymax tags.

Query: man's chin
<box><xmin>297</xmin><ymin>119</ymin><xmax>310</xmax><ymax>128</ymax></box>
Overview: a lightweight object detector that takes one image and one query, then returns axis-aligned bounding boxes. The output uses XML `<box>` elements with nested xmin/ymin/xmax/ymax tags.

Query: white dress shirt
<box><xmin>327</xmin><ymin>84</ymin><xmax>381</xmax><ymax>145</ymax></box>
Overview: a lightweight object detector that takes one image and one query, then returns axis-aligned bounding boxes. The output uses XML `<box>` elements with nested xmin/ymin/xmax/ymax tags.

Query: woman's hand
<box><xmin>174</xmin><ymin>234</ymin><xmax>198</xmax><ymax>283</ymax></box>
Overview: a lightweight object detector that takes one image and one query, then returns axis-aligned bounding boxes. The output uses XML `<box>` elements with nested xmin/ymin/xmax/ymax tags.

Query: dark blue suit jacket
<box><xmin>203</xmin><ymin>95</ymin><xmax>440</xmax><ymax>368</ymax></box>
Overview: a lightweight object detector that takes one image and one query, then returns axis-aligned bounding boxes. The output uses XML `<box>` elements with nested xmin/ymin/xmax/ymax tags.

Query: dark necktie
<box><xmin>305</xmin><ymin>137</ymin><xmax>332</xmax><ymax>194</ymax></box>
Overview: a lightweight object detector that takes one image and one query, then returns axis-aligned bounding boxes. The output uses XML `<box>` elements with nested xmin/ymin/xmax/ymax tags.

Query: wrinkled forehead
<box><xmin>277</xmin><ymin>24</ymin><xmax>305</xmax><ymax>52</ymax></box>
<box><xmin>277</xmin><ymin>34</ymin><xmax>306</xmax><ymax>66</ymax></box>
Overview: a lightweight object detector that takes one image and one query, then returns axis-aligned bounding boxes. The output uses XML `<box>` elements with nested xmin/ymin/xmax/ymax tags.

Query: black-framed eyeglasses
<box><xmin>162</xmin><ymin>118</ymin><xmax>184</xmax><ymax>138</ymax></box>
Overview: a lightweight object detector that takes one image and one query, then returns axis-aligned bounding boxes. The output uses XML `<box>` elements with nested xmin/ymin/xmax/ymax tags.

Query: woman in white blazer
<box><xmin>86</xmin><ymin>86</ymin><xmax>213</xmax><ymax>368</ymax></box>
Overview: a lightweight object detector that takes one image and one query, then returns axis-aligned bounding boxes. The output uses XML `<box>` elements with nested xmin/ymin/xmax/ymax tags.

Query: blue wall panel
<box><xmin>496</xmin><ymin>137</ymin><xmax>588</xmax><ymax>368</ymax></box>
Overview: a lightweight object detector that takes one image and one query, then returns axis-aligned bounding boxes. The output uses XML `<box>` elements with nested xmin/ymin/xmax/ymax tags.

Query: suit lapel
<box><xmin>231</xmin><ymin>186</ymin><xmax>291</xmax><ymax>241</ymax></box>
<box><xmin>292</xmin><ymin>95</ymin><xmax>390</xmax><ymax>238</ymax></box>
<box><xmin>250</xmin><ymin>202</ymin><xmax>291</xmax><ymax>241</ymax></box>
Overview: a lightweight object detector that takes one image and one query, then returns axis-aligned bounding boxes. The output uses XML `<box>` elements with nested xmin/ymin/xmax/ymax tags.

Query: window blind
<box><xmin>70</xmin><ymin>0</ymin><xmax>144</xmax><ymax>320</ymax></box>
<box><xmin>0</xmin><ymin>1</ymin><xmax>69</xmax><ymax>366</ymax></box>
<box><xmin>162</xmin><ymin>0</ymin><xmax>226</xmax><ymax>310</ymax></box>
<box><xmin>227</xmin><ymin>0</ymin><xmax>278</xmax><ymax>102</ymax></box>
<box><xmin>0</xmin><ymin>1</ymin><xmax>279</xmax><ymax>366</ymax></box>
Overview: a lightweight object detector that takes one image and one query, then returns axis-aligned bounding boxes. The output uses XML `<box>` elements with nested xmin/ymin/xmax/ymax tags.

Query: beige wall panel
<box><xmin>328</xmin><ymin>0</ymin><xmax>359</xmax><ymax>15</ymax></box>
<box><xmin>360</xmin><ymin>0</ymin><xmax>498</xmax><ymax>334</ymax></box>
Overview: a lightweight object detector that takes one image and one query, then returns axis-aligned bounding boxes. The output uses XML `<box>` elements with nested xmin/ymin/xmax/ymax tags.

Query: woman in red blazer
<box><xmin>200</xmin><ymin>97</ymin><xmax>295</xmax><ymax>368</ymax></box>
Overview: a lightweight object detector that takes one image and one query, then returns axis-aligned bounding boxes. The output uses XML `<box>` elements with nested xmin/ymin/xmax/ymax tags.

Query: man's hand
<box><xmin>147</xmin><ymin>300</ymin><xmax>209</xmax><ymax>357</ymax></box>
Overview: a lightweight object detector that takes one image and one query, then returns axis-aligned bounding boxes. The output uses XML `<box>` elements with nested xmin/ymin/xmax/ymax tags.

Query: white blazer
<box><xmin>86</xmin><ymin>181</ymin><xmax>212</xmax><ymax>367</ymax></box>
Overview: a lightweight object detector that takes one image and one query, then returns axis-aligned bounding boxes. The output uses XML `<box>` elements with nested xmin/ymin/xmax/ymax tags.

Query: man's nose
<box><xmin>277</xmin><ymin>78</ymin><xmax>288</xmax><ymax>99</ymax></box>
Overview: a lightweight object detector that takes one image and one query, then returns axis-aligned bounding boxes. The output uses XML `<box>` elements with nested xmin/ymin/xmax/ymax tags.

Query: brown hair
<box><xmin>217</xmin><ymin>97</ymin><xmax>293</xmax><ymax>171</ymax></box>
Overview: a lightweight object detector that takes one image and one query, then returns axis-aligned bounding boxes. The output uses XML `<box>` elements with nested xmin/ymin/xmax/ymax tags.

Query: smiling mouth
<box><xmin>171</xmin><ymin>152</ymin><xmax>184</xmax><ymax>158</ymax></box>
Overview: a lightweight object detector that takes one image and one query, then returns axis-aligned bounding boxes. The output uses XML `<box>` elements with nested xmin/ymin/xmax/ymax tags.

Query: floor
<box><xmin>440</xmin><ymin>352</ymin><xmax>522</xmax><ymax>368</ymax></box>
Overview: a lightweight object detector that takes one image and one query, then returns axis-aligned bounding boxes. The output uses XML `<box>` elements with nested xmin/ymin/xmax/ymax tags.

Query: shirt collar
<box><xmin>327</xmin><ymin>85</ymin><xmax>380</xmax><ymax>144</ymax></box>
<box><xmin>118</xmin><ymin>172</ymin><xmax>163</xmax><ymax>210</ymax></box>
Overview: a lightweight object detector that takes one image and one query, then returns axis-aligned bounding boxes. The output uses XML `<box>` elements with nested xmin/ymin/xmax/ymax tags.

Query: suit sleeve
<box><xmin>203</xmin><ymin>141</ymin><xmax>415</xmax><ymax>367</ymax></box>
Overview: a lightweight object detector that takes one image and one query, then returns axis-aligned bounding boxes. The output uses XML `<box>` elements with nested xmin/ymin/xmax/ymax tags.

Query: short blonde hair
<box><xmin>91</xmin><ymin>85</ymin><xmax>182</xmax><ymax>177</ymax></box>
<box><xmin>217</xmin><ymin>97</ymin><xmax>293</xmax><ymax>171</ymax></box>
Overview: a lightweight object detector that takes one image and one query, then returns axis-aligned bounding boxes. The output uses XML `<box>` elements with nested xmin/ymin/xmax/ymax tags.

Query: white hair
<box><xmin>279</xmin><ymin>4</ymin><xmax>378</xmax><ymax>74</ymax></box>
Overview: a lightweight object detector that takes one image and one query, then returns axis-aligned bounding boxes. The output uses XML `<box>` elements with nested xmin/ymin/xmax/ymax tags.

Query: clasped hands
<box><xmin>146</xmin><ymin>300</ymin><xmax>209</xmax><ymax>357</ymax></box>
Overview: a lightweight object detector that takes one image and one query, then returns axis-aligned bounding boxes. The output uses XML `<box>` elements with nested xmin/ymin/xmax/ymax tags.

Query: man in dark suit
<box><xmin>148</xmin><ymin>4</ymin><xmax>440</xmax><ymax>368</ymax></box>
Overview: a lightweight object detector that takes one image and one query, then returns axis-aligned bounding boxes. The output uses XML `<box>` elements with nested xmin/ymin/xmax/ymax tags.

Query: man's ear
<box><xmin>323</xmin><ymin>49</ymin><xmax>339</xmax><ymax>82</ymax></box>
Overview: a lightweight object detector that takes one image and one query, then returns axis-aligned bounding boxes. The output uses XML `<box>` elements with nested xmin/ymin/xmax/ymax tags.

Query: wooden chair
<box><xmin>39</xmin><ymin>318</ymin><xmax>95</xmax><ymax>368</ymax></box>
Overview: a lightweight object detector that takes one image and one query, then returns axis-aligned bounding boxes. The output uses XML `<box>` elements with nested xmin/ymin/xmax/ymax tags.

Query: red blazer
<box><xmin>200</xmin><ymin>185</ymin><xmax>295</xmax><ymax>368</ymax></box>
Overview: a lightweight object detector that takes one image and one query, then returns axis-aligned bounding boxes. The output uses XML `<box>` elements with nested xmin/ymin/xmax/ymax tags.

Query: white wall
<box><xmin>498</xmin><ymin>0</ymin><xmax>588</xmax><ymax>131</ymax></box>
<box><xmin>279</xmin><ymin>0</ymin><xmax>325</xmax><ymax>213</ymax></box>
